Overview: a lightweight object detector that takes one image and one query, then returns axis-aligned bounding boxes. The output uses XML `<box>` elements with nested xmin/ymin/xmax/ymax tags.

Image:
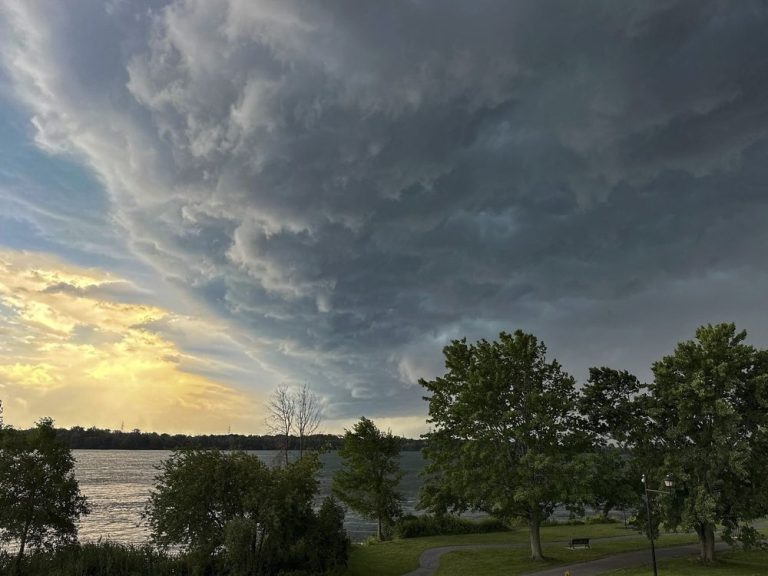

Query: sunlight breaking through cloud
<box><xmin>0</xmin><ymin>249</ymin><xmax>259</xmax><ymax>433</ymax></box>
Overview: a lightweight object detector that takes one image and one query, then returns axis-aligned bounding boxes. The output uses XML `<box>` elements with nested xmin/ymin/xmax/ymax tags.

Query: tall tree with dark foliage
<box><xmin>0</xmin><ymin>418</ymin><xmax>89</xmax><ymax>576</ymax></box>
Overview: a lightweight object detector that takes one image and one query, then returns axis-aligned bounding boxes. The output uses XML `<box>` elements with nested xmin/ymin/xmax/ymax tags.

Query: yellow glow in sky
<box><xmin>0</xmin><ymin>249</ymin><xmax>260</xmax><ymax>433</ymax></box>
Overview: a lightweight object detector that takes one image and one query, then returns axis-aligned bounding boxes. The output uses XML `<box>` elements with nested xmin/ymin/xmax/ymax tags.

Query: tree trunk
<box><xmin>529</xmin><ymin>511</ymin><xmax>544</xmax><ymax>560</ymax></box>
<box><xmin>14</xmin><ymin>526</ymin><xmax>28</xmax><ymax>576</ymax></box>
<box><xmin>698</xmin><ymin>522</ymin><xmax>716</xmax><ymax>562</ymax></box>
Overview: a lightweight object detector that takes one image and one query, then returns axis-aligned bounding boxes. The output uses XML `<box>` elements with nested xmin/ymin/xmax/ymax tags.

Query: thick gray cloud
<box><xmin>2</xmin><ymin>0</ymin><xmax>768</xmax><ymax>429</ymax></box>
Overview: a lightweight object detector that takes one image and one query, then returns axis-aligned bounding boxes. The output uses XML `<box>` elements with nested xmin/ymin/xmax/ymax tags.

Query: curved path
<box><xmin>523</xmin><ymin>542</ymin><xmax>728</xmax><ymax>576</ymax></box>
<box><xmin>402</xmin><ymin>538</ymin><xmax>727</xmax><ymax>576</ymax></box>
<box><xmin>403</xmin><ymin>544</ymin><xmax>521</xmax><ymax>576</ymax></box>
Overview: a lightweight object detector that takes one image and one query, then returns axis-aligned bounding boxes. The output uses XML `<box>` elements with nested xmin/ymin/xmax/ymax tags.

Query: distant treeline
<box><xmin>11</xmin><ymin>425</ymin><xmax>427</xmax><ymax>451</ymax></box>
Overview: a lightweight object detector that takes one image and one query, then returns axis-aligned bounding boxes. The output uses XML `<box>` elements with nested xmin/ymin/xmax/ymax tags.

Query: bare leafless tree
<box><xmin>266</xmin><ymin>385</ymin><xmax>295</xmax><ymax>466</ymax></box>
<box><xmin>295</xmin><ymin>383</ymin><xmax>322</xmax><ymax>456</ymax></box>
<box><xmin>265</xmin><ymin>384</ymin><xmax>323</xmax><ymax>465</ymax></box>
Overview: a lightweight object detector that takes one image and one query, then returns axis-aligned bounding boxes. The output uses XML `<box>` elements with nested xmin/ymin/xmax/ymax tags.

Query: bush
<box><xmin>394</xmin><ymin>514</ymin><xmax>509</xmax><ymax>538</ymax></box>
<box><xmin>305</xmin><ymin>497</ymin><xmax>349</xmax><ymax>575</ymax></box>
<box><xmin>146</xmin><ymin>449</ymin><xmax>348</xmax><ymax>575</ymax></box>
<box><xmin>541</xmin><ymin>516</ymin><xmax>619</xmax><ymax>527</ymax></box>
<box><xmin>586</xmin><ymin>515</ymin><xmax>618</xmax><ymax>525</ymax></box>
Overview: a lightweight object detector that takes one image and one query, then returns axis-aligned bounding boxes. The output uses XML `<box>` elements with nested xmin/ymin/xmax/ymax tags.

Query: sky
<box><xmin>0</xmin><ymin>1</ymin><xmax>767</xmax><ymax>437</ymax></box>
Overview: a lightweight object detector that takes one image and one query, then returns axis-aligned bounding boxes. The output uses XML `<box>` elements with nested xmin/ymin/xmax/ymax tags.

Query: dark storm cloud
<box><xmin>3</xmin><ymin>0</ymin><xmax>768</xmax><ymax>425</ymax></box>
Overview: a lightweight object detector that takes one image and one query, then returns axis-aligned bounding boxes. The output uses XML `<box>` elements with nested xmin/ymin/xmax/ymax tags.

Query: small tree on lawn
<box><xmin>332</xmin><ymin>417</ymin><xmax>403</xmax><ymax>540</ymax></box>
<box><xmin>0</xmin><ymin>418</ymin><xmax>89</xmax><ymax>576</ymax></box>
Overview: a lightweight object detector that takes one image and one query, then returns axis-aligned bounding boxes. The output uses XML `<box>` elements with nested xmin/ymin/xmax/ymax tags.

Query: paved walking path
<box><xmin>523</xmin><ymin>542</ymin><xmax>728</xmax><ymax>576</ymax></box>
<box><xmin>403</xmin><ymin>544</ymin><xmax>520</xmax><ymax>576</ymax></box>
<box><xmin>402</xmin><ymin>538</ymin><xmax>727</xmax><ymax>576</ymax></box>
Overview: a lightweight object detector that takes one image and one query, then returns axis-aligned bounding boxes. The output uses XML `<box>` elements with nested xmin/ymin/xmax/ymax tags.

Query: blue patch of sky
<box><xmin>0</xmin><ymin>96</ymin><xmax>109</xmax><ymax>232</ymax></box>
<box><xmin>0</xmin><ymin>215</ymin><xmax>58</xmax><ymax>252</ymax></box>
<box><xmin>0</xmin><ymin>87</ymin><xmax>175</xmax><ymax>310</ymax></box>
<box><xmin>0</xmin><ymin>84</ymin><xmax>132</xmax><ymax>266</ymax></box>
<box><xmin>0</xmin><ymin>79</ymin><xmax>245</xmax><ymax>377</ymax></box>
<box><xmin>0</xmin><ymin>298</ymin><xmax>16</xmax><ymax>318</ymax></box>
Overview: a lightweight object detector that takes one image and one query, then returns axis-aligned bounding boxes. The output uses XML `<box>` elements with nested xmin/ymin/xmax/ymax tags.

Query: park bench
<box><xmin>569</xmin><ymin>538</ymin><xmax>590</xmax><ymax>549</ymax></box>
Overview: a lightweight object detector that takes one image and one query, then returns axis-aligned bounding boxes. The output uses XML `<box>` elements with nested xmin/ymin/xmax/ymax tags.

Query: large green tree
<box><xmin>650</xmin><ymin>324</ymin><xmax>768</xmax><ymax>561</ymax></box>
<box><xmin>582</xmin><ymin>324</ymin><xmax>768</xmax><ymax>562</ymax></box>
<box><xmin>419</xmin><ymin>330</ymin><xmax>587</xmax><ymax>560</ymax></box>
<box><xmin>0</xmin><ymin>418</ymin><xmax>89</xmax><ymax>576</ymax></box>
<box><xmin>576</xmin><ymin>368</ymin><xmax>645</xmax><ymax>523</ymax></box>
<box><xmin>332</xmin><ymin>417</ymin><xmax>403</xmax><ymax>540</ymax></box>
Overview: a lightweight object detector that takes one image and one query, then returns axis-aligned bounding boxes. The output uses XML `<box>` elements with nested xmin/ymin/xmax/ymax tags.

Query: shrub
<box><xmin>146</xmin><ymin>449</ymin><xmax>348</xmax><ymax>575</ymax></box>
<box><xmin>394</xmin><ymin>514</ymin><xmax>508</xmax><ymax>538</ymax></box>
<box><xmin>541</xmin><ymin>516</ymin><xmax>618</xmax><ymax>527</ymax></box>
<box><xmin>586</xmin><ymin>515</ymin><xmax>618</xmax><ymax>525</ymax></box>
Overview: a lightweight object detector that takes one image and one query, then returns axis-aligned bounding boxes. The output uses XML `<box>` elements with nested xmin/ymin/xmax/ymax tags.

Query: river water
<box><xmin>73</xmin><ymin>450</ymin><xmax>425</xmax><ymax>544</ymax></box>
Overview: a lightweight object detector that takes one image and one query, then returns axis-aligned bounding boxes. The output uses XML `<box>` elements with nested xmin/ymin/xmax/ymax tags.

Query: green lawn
<box><xmin>345</xmin><ymin>532</ymin><xmax>515</xmax><ymax>576</ymax></box>
<box><xmin>345</xmin><ymin>523</ymin><xmax>695</xmax><ymax>576</ymax></box>
<box><xmin>600</xmin><ymin>549</ymin><xmax>768</xmax><ymax>576</ymax></box>
<box><xmin>433</xmin><ymin>532</ymin><xmax>698</xmax><ymax>576</ymax></box>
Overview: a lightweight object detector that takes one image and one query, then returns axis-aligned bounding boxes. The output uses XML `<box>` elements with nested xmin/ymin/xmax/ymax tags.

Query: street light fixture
<box><xmin>642</xmin><ymin>474</ymin><xmax>673</xmax><ymax>576</ymax></box>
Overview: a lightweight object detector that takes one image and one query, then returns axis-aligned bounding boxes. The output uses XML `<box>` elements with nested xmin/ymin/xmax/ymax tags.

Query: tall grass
<box><xmin>1</xmin><ymin>542</ymin><xmax>192</xmax><ymax>576</ymax></box>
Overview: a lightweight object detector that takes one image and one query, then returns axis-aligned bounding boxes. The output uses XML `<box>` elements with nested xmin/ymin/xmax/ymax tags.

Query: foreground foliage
<box><xmin>0</xmin><ymin>542</ymin><xmax>185</xmax><ymax>576</ymax></box>
<box><xmin>0</xmin><ymin>418</ymin><xmax>89</xmax><ymax>576</ymax></box>
<box><xmin>146</xmin><ymin>449</ymin><xmax>348</xmax><ymax>575</ymax></box>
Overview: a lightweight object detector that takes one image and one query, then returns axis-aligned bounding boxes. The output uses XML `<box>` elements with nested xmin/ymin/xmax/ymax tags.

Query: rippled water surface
<box><xmin>74</xmin><ymin>450</ymin><xmax>425</xmax><ymax>543</ymax></box>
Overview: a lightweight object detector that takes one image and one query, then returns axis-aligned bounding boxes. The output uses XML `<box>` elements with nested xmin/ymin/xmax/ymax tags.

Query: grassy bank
<box><xmin>345</xmin><ymin>522</ymin><xmax>698</xmax><ymax>576</ymax></box>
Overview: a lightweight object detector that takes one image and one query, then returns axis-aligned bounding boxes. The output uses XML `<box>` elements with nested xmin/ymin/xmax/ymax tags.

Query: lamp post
<box><xmin>642</xmin><ymin>474</ymin><xmax>673</xmax><ymax>576</ymax></box>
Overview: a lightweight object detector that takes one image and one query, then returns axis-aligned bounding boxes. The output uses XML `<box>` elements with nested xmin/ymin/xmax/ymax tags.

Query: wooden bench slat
<box><xmin>569</xmin><ymin>538</ymin><xmax>591</xmax><ymax>549</ymax></box>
